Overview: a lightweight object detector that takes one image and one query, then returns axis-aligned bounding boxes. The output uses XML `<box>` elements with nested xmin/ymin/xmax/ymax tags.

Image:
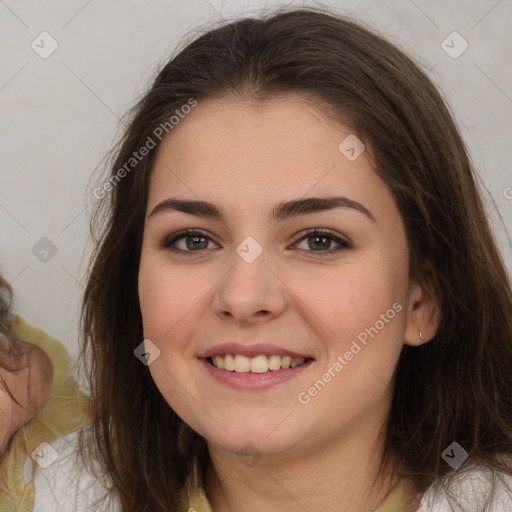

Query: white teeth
<box><xmin>268</xmin><ymin>354</ymin><xmax>281</xmax><ymax>371</ymax></box>
<box><xmin>290</xmin><ymin>357</ymin><xmax>306</xmax><ymax>368</ymax></box>
<box><xmin>234</xmin><ymin>355</ymin><xmax>251</xmax><ymax>373</ymax></box>
<box><xmin>210</xmin><ymin>354</ymin><xmax>308</xmax><ymax>373</ymax></box>
<box><xmin>224</xmin><ymin>354</ymin><xmax>235</xmax><ymax>371</ymax></box>
<box><xmin>280</xmin><ymin>355</ymin><xmax>292</xmax><ymax>369</ymax></box>
<box><xmin>250</xmin><ymin>355</ymin><xmax>268</xmax><ymax>373</ymax></box>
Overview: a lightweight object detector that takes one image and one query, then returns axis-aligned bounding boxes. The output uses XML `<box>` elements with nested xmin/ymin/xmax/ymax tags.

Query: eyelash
<box><xmin>160</xmin><ymin>228</ymin><xmax>352</xmax><ymax>256</ymax></box>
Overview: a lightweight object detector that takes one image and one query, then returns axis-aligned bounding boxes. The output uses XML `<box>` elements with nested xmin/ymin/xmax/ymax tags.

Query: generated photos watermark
<box><xmin>297</xmin><ymin>301</ymin><xmax>403</xmax><ymax>405</ymax></box>
<box><xmin>93</xmin><ymin>98</ymin><xmax>197</xmax><ymax>200</ymax></box>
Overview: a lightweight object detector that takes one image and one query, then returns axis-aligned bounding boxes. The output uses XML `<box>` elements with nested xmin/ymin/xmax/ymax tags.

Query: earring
<box><xmin>419</xmin><ymin>331</ymin><xmax>426</xmax><ymax>341</ymax></box>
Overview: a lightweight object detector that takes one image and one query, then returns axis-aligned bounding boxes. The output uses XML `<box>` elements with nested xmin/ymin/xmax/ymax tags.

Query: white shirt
<box><xmin>30</xmin><ymin>428</ymin><xmax>116</xmax><ymax>512</ymax></box>
<box><xmin>416</xmin><ymin>458</ymin><xmax>512</xmax><ymax>512</ymax></box>
<box><xmin>30</xmin><ymin>429</ymin><xmax>512</xmax><ymax>511</ymax></box>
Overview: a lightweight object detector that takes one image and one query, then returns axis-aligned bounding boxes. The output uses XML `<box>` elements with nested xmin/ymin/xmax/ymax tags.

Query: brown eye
<box><xmin>160</xmin><ymin>228</ymin><xmax>351</xmax><ymax>256</ymax></box>
<box><xmin>293</xmin><ymin>229</ymin><xmax>351</xmax><ymax>255</ymax></box>
<box><xmin>161</xmin><ymin>230</ymin><xmax>219</xmax><ymax>255</ymax></box>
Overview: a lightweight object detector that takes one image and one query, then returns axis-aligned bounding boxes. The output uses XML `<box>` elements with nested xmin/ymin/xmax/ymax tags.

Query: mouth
<box><xmin>206</xmin><ymin>354</ymin><xmax>313</xmax><ymax>373</ymax></box>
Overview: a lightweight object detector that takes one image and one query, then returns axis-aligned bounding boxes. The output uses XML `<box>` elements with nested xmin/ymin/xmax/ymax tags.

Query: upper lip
<box><xmin>198</xmin><ymin>342</ymin><xmax>313</xmax><ymax>359</ymax></box>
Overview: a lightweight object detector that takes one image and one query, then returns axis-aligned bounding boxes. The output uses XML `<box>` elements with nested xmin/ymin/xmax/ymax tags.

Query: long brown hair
<box><xmin>80</xmin><ymin>6</ymin><xmax>512</xmax><ymax>511</ymax></box>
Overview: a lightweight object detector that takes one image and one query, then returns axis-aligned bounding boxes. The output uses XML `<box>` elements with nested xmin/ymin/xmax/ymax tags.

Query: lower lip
<box><xmin>200</xmin><ymin>358</ymin><xmax>314</xmax><ymax>390</ymax></box>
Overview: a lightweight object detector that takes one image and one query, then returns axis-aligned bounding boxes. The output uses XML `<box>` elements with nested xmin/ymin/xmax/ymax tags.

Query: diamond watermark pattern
<box><xmin>32</xmin><ymin>237</ymin><xmax>58</xmax><ymax>263</ymax></box>
<box><xmin>134</xmin><ymin>339</ymin><xmax>161</xmax><ymax>366</ymax></box>
<box><xmin>236</xmin><ymin>236</ymin><xmax>263</xmax><ymax>264</ymax></box>
<box><xmin>236</xmin><ymin>442</ymin><xmax>263</xmax><ymax>468</ymax></box>
<box><xmin>31</xmin><ymin>31</ymin><xmax>59</xmax><ymax>59</ymax></box>
<box><xmin>442</xmin><ymin>441</ymin><xmax>468</xmax><ymax>469</ymax></box>
<box><xmin>338</xmin><ymin>134</ymin><xmax>366</xmax><ymax>161</ymax></box>
<box><xmin>31</xmin><ymin>442</ymin><xmax>58</xmax><ymax>469</ymax></box>
<box><xmin>441</xmin><ymin>32</ymin><xmax>468</xmax><ymax>59</ymax></box>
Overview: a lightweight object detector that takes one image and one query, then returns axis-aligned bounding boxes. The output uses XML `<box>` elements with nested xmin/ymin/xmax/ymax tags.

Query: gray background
<box><xmin>1</xmin><ymin>0</ymin><xmax>511</xmax><ymax>363</ymax></box>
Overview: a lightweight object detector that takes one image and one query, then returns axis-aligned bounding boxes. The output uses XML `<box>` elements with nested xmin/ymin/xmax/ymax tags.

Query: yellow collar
<box><xmin>188</xmin><ymin>477</ymin><xmax>417</xmax><ymax>512</ymax></box>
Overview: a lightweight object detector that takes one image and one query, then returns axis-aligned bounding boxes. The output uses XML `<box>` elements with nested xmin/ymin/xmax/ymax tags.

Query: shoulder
<box><xmin>11</xmin><ymin>316</ymin><xmax>70</xmax><ymax>365</ymax></box>
<box><xmin>417</xmin><ymin>457</ymin><xmax>512</xmax><ymax>512</ymax></box>
<box><xmin>31</xmin><ymin>427</ymin><xmax>120</xmax><ymax>512</ymax></box>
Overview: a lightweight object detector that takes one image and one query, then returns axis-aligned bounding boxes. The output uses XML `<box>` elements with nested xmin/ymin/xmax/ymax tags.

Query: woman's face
<box><xmin>138</xmin><ymin>95</ymin><xmax>432</xmax><ymax>457</ymax></box>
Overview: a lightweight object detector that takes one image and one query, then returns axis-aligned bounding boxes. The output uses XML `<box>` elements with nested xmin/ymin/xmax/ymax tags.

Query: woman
<box><xmin>0</xmin><ymin>274</ymin><xmax>90</xmax><ymax>511</ymax></box>
<box><xmin>0</xmin><ymin>275</ymin><xmax>53</xmax><ymax>458</ymax></box>
<box><xmin>33</xmin><ymin>5</ymin><xmax>512</xmax><ymax>512</ymax></box>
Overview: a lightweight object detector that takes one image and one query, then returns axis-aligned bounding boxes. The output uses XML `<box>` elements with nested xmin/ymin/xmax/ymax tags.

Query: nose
<box><xmin>213</xmin><ymin>245</ymin><xmax>288</xmax><ymax>325</ymax></box>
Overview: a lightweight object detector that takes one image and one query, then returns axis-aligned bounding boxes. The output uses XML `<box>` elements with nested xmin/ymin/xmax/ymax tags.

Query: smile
<box><xmin>209</xmin><ymin>354</ymin><xmax>310</xmax><ymax>373</ymax></box>
<box><xmin>201</xmin><ymin>355</ymin><xmax>314</xmax><ymax>391</ymax></box>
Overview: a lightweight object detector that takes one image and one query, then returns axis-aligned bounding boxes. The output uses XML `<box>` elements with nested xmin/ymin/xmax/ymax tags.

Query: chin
<box><xmin>198</xmin><ymin>418</ymin><xmax>308</xmax><ymax>458</ymax></box>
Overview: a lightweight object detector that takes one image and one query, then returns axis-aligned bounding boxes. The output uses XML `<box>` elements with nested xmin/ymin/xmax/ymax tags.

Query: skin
<box><xmin>0</xmin><ymin>338</ymin><xmax>53</xmax><ymax>453</ymax></box>
<box><xmin>138</xmin><ymin>94</ymin><xmax>440</xmax><ymax>512</ymax></box>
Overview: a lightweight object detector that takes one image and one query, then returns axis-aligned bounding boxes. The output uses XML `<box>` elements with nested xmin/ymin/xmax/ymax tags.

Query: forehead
<box><xmin>155</xmin><ymin>94</ymin><xmax>351</xmax><ymax>162</ymax></box>
<box><xmin>148</xmin><ymin>95</ymin><xmax>392</xmax><ymax>222</ymax></box>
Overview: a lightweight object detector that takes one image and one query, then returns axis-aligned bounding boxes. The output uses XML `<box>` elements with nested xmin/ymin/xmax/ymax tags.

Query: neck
<box><xmin>204</xmin><ymin>411</ymin><xmax>402</xmax><ymax>512</ymax></box>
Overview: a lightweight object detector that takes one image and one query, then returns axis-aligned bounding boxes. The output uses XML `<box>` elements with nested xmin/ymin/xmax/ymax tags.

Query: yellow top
<box><xmin>188</xmin><ymin>477</ymin><xmax>417</xmax><ymax>511</ymax></box>
<box><xmin>0</xmin><ymin>317</ymin><xmax>91</xmax><ymax>512</ymax></box>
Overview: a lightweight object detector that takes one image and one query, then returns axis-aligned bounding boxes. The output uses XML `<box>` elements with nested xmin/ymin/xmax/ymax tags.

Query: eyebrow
<box><xmin>148</xmin><ymin>196</ymin><xmax>376</xmax><ymax>223</ymax></box>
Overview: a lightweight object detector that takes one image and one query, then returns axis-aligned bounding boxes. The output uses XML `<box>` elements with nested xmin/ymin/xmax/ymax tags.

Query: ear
<box><xmin>403</xmin><ymin>262</ymin><xmax>441</xmax><ymax>347</ymax></box>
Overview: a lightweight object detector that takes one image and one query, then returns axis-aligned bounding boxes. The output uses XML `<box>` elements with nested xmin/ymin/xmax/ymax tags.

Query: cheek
<box><xmin>295</xmin><ymin>259</ymin><xmax>407</xmax><ymax>403</ymax></box>
<box><xmin>138</xmin><ymin>254</ymin><xmax>203</xmax><ymax>343</ymax></box>
<box><xmin>138</xmin><ymin>257</ymin><xmax>202</xmax><ymax>419</ymax></box>
<box><xmin>298</xmin><ymin>262</ymin><xmax>404</xmax><ymax>341</ymax></box>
